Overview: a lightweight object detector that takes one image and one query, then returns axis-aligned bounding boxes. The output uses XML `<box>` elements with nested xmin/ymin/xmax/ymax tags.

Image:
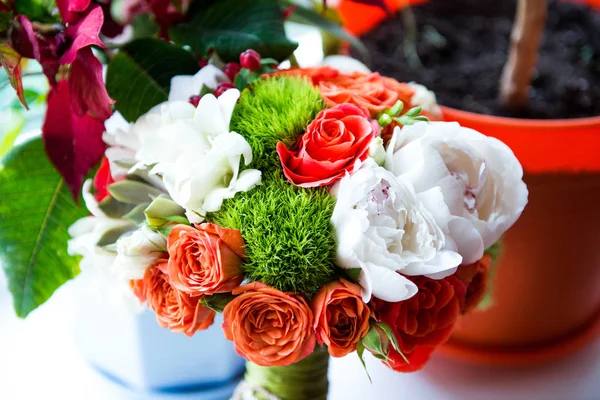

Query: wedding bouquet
<box><xmin>71</xmin><ymin>54</ymin><xmax>526</xmax><ymax>398</ymax></box>
<box><xmin>0</xmin><ymin>2</ymin><xmax>527</xmax><ymax>399</ymax></box>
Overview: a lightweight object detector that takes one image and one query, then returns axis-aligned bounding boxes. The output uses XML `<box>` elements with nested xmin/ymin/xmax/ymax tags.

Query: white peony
<box><xmin>113</xmin><ymin>225</ymin><xmax>166</xmax><ymax>280</ymax></box>
<box><xmin>331</xmin><ymin>160</ymin><xmax>462</xmax><ymax>303</ymax></box>
<box><xmin>385</xmin><ymin>122</ymin><xmax>528</xmax><ymax>264</ymax></box>
<box><xmin>168</xmin><ymin>64</ymin><xmax>229</xmax><ymax>102</ymax></box>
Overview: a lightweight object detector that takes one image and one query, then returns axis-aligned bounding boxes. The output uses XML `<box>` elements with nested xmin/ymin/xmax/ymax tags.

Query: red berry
<box><xmin>240</xmin><ymin>49</ymin><xmax>261</xmax><ymax>71</ymax></box>
<box><xmin>223</xmin><ymin>62</ymin><xmax>241</xmax><ymax>80</ymax></box>
<box><xmin>189</xmin><ymin>95</ymin><xmax>201</xmax><ymax>107</ymax></box>
<box><xmin>214</xmin><ymin>82</ymin><xmax>236</xmax><ymax>97</ymax></box>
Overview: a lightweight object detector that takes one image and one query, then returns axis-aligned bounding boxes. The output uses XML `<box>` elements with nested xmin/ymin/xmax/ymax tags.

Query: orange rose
<box><xmin>319</xmin><ymin>72</ymin><xmax>416</xmax><ymax>118</ymax></box>
<box><xmin>454</xmin><ymin>254</ymin><xmax>492</xmax><ymax>314</ymax></box>
<box><xmin>312</xmin><ymin>278</ymin><xmax>371</xmax><ymax>357</ymax></box>
<box><xmin>269</xmin><ymin>66</ymin><xmax>341</xmax><ymax>85</ymax></box>
<box><xmin>222</xmin><ymin>282</ymin><xmax>316</xmax><ymax>367</ymax></box>
<box><xmin>270</xmin><ymin>68</ymin><xmax>416</xmax><ymax>118</ymax></box>
<box><xmin>167</xmin><ymin>223</ymin><xmax>245</xmax><ymax>296</ymax></box>
<box><xmin>133</xmin><ymin>261</ymin><xmax>215</xmax><ymax>337</ymax></box>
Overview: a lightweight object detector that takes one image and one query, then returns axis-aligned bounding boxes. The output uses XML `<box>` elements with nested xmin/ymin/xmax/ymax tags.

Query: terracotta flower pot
<box><xmin>340</xmin><ymin>0</ymin><xmax>600</xmax><ymax>364</ymax></box>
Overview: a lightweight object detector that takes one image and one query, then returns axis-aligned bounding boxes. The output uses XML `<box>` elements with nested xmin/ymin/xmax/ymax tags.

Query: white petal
<box><xmin>369</xmin><ymin>263</ymin><xmax>418</xmax><ymax>302</ymax></box>
<box><xmin>447</xmin><ymin>217</ymin><xmax>485</xmax><ymax>264</ymax></box>
<box><xmin>402</xmin><ymin>249</ymin><xmax>462</xmax><ymax>277</ymax></box>
<box><xmin>169</xmin><ymin>75</ymin><xmax>196</xmax><ymax>101</ymax></box>
<box><xmin>235</xmin><ymin>169</ymin><xmax>262</xmax><ymax>192</ymax></box>
<box><xmin>194</xmin><ymin>94</ymin><xmax>226</xmax><ymax>134</ymax></box>
<box><xmin>217</xmin><ymin>88</ymin><xmax>241</xmax><ymax>129</ymax></box>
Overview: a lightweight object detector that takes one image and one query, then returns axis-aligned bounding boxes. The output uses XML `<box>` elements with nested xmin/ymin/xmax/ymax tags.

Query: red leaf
<box><xmin>42</xmin><ymin>80</ymin><xmax>107</xmax><ymax>199</ymax></box>
<box><xmin>0</xmin><ymin>42</ymin><xmax>27</xmax><ymax>109</ymax></box>
<box><xmin>69</xmin><ymin>47</ymin><xmax>114</xmax><ymax>120</ymax></box>
<box><xmin>57</xmin><ymin>0</ymin><xmax>91</xmax><ymax>23</ymax></box>
<box><xmin>60</xmin><ymin>4</ymin><xmax>105</xmax><ymax>65</ymax></box>
<box><xmin>9</xmin><ymin>15</ymin><xmax>62</xmax><ymax>86</ymax></box>
<box><xmin>0</xmin><ymin>2</ymin><xmax>11</xmax><ymax>12</ymax></box>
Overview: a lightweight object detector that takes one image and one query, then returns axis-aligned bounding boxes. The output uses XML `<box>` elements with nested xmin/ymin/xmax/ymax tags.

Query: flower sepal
<box><xmin>200</xmin><ymin>293</ymin><xmax>236</xmax><ymax>313</ymax></box>
<box><xmin>360</xmin><ymin>321</ymin><xmax>408</xmax><ymax>369</ymax></box>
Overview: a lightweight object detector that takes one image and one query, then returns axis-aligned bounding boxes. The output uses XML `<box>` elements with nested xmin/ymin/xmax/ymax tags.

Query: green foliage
<box><xmin>211</xmin><ymin>171</ymin><xmax>337</xmax><ymax>295</ymax></box>
<box><xmin>14</xmin><ymin>0</ymin><xmax>57</xmax><ymax>23</ymax></box>
<box><xmin>478</xmin><ymin>240</ymin><xmax>503</xmax><ymax>310</ymax></box>
<box><xmin>0</xmin><ymin>138</ymin><xmax>88</xmax><ymax>317</ymax></box>
<box><xmin>230</xmin><ymin>76</ymin><xmax>326</xmax><ymax>172</ymax></box>
<box><xmin>170</xmin><ymin>0</ymin><xmax>297</xmax><ymax>62</ymax></box>
<box><xmin>106</xmin><ymin>38</ymin><xmax>199</xmax><ymax>122</ymax></box>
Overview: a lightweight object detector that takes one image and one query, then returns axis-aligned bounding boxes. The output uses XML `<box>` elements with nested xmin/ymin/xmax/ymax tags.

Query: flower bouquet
<box><xmin>0</xmin><ymin>1</ymin><xmax>527</xmax><ymax>399</ymax></box>
<box><xmin>78</xmin><ymin>58</ymin><xmax>527</xmax><ymax>398</ymax></box>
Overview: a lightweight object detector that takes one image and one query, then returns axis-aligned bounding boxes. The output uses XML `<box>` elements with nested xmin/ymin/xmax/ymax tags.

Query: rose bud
<box><xmin>223</xmin><ymin>282</ymin><xmax>316</xmax><ymax>366</ymax></box>
<box><xmin>312</xmin><ymin>279</ymin><xmax>371</xmax><ymax>357</ymax></box>
<box><xmin>214</xmin><ymin>82</ymin><xmax>237</xmax><ymax>97</ymax></box>
<box><xmin>223</xmin><ymin>62</ymin><xmax>241</xmax><ymax>80</ymax></box>
<box><xmin>240</xmin><ymin>49</ymin><xmax>261</xmax><ymax>71</ymax></box>
<box><xmin>167</xmin><ymin>223</ymin><xmax>245</xmax><ymax>297</ymax></box>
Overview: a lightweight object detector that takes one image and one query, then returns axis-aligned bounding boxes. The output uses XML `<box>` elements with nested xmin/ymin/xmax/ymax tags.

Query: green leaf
<box><xmin>287</xmin><ymin>4</ymin><xmax>370</xmax><ymax>65</ymax></box>
<box><xmin>362</xmin><ymin>324</ymin><xmax>386</xmax><ymax>355</ymax></box>
<box><xmin>405</xmin><ymin>106</ymin><xmax>422</xmax><ymax>117</ymax></box>
<box><xmin>0</xmin><ymin>113</ymin><xmax>25</xmax><ymax>158</ymax></box>
<box><xmin>97</xmin><ymin>195</ymin><xmax>136</xmax><ymax>219</ymax></box>
<box><xmin>106</xmin><ymin>38</ymin><xmax>199</xmax><ymax>122</ymax></box>
<box><xmin>0</xmin><ymin>138</ymin><xmax>88</xmax><ymax>318</ymax></box>
<box><xmin>144</xmin><ymin>195</ymin><xmax>185</xmax><ymax>227</ymax></box>
<box><xmin>375</xmin><ymin>322</ymin><xmax>408</xmax><ymax>364</ymax></box>
<box><xmin>14</xmin><ymin>0</ymin><xmax>57</xmax><ymax>23</ymax></box>
<box><xmin>170</xmin><ymin>0</ymin><xmax>298</xmax><ymax>62</ymax></box>
<box><xmin>346</xmin><ymin>267</ymin><xmax>362</xmax><ymax>283</ymax></box>
<box><xmin>200</xmin><ymin>293</ymin><xmax>236</xmax><ymax>313</ymax></box>
<box><xmin>356</xmin><ymin>341</ymin><xmax>372</xmax><ymax>383</ymax></box>
<box><xmin>478</xmin><ymin>239</ymin><xmax>503</xmax><ymax>310</ymax></box>
<box><xmin>108</xmin><ymin>180</ymin><xmax>164</xmax><ymax>205</ymax></box>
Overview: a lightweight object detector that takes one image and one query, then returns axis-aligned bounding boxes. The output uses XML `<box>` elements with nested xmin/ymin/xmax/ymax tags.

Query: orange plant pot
<box><xmin>340</xmin><ymin>0</ymin><xmax>600</xmax><ymax>365</ymax></box>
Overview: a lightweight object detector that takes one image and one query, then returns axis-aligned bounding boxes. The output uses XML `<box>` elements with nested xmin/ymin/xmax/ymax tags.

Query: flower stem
<box><xmin>241</xmin><ymin>347</ymin><xmax>330</xmax><ymax>400</ymax></box>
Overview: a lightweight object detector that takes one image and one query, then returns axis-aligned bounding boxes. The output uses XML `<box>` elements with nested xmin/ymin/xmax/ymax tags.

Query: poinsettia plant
<box><xmin>0</xmin><ymin>0</ymin><xmax>367</xmax><ymax>318</ymax></box>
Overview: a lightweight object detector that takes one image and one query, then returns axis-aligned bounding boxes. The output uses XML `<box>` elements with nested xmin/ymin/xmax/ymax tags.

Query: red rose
<box><xmin>371</xmin><ymin>275</ymin><xmax>467</xmax><ymax>372</ymax></box>
<box><xmin>276</xmin><ymin>103</ymin><xmax>377</xmax><ymax>187</ymax></box>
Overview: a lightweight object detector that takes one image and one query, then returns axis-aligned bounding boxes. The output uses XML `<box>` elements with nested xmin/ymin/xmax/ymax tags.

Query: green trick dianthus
<box><xmin>230</xmin><ymin>76</ymin><xmax>326</xmax><ymax>172</ymax></box>
<box><xmin>210</xmin><ymin>171</ymin><xmax>337</xmax><ymax>295</ymax></box>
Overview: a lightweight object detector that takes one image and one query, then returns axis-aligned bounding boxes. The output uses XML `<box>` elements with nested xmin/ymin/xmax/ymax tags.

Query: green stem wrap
<box><xmin>243</xmin><ymin>347</ymin><xmax>330</xmax><ymax>400</ymax></box>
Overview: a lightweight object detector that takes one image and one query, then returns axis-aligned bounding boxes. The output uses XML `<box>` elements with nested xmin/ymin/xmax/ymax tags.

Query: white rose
<box><xmin>113</xmin><ymin>225</ymin><xmax>166</xmax><ymax>280</ymax></box>
<box><xmin>385</xmin><ymin>122</ymin><xmax>528</xmax><ymax>264</ymax></box>
<box><xmin>331</xmin><ymin>160</ymin><xmax>462</xmax><ymax>303</ymax></box>
<box><xmin>124</xmin><ymin>89</ymin><xmax>261</xmax><ymax>218</ymax></box>
<box><xmin>168</xmin><ymin>64</ymin><xmax>229</xmax><ymax>102</ymax></box>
